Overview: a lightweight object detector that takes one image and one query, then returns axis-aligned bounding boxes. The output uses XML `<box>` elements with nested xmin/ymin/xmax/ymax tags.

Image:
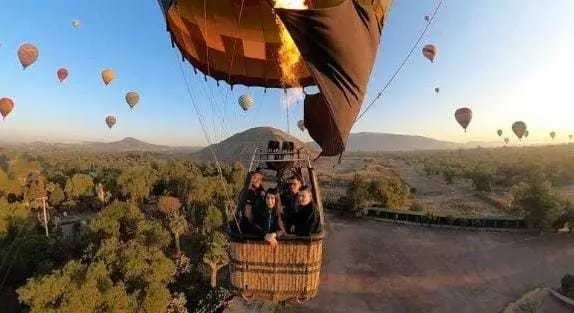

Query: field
<box><xmin>0</xmin><ymin>143</ymin><xmax>573</xmax><ymax>312</ymax></box>
<box><xmin>316</xmin><ymin>144</ymin><xmax>574</xmax><ymax>219</ymax></box>
<box><xmin>284</xmin><ymin>214</ymin><xmax>574</xmax><ymax>313</ymax></box>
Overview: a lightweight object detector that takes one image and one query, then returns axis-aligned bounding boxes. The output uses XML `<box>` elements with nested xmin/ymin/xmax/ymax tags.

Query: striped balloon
<box><xmin>238</xmin><ymin>94</ymin><xmax>254</xmax><ymax>111</ymax></box>
<box><xmin>105</xmin><ymin>115</ymin><xmax>117</xmax><ymax>129</ymax></box>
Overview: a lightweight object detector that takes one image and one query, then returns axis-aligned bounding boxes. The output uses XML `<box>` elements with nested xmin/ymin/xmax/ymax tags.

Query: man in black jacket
<box><xmin>290</xmin><ymin>186</ymin><xmax>321</xmax><ymax>236</ymax></box>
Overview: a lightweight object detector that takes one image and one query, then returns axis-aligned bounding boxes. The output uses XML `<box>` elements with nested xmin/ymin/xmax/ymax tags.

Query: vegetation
<box><xmin>0</xmin><ymin>148</ymin><xmax>245</xmax><ymax>312</ymax></box>
<box><xmin>501</xmin><ymin>287</ymin><xmax>546</xmax><ymax>313</ymax></box>
<box><xmin>561</xmin><ymin>274</ymin><xmax>574</xmax><ymax>298</ymax></box>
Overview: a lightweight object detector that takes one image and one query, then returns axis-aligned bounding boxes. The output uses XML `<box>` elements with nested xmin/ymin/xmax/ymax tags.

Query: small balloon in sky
<box><xmin>0</xmin><ymin>98</ymin><xmax>15</xmax><ymax>120</ymax></box>
<box><xmin>18</xmin><ymin>43</ymin><xmax>39</xmax><ymax>70</ymax></box>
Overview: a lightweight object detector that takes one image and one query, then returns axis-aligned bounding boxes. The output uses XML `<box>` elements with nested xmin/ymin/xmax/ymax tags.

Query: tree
<box><xmin>23</xmin><ymin>172</ymin><xmax>46</xmax><ymax>208</ymax></box>
<box><xmin>46</xmin><ymin>182</ymin><xmax>65</xmax><ymax>207</ymax></box>
<box><xmin>202</xmin><ymin>205</ymin><xmax>223</xmax><ymax>236</ymax></box>
<box><xmin>64</xmin><ymin>173</ymin><xmax>94</xmax><ymax>200</ymax></box>
<box><xmin>202</xmin><ymin>231</ymin><xmax>229</xmax><ymax>288</ymax></box>
<box><xmin>511</xmin><ymin>173</ymin><xmax>563</xmax><ymax>230</ymax></box>
<box><xmin>118</xmin><ymin>167</ymin><xmax>156</xmax><ymax>204</ymax></box>
<box><xmin>159</xmin><ymin>196</ymin><xmax>182</xmax><ymax>216</ymax></box>
<box><xmin>168</xmin><ymin>213</ymin><xmax>188</xmax><ymax>257</ymax></box>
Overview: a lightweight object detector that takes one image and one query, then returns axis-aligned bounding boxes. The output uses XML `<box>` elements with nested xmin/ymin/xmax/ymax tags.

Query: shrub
<box><xmin>409</xmin><ymin>201</ymin><xmax>425</xmax><ymax>212</ymax></box>
<box><xmin>561</xmin><ymin>274</ymin><xmax>574</xmax><ymax>298</ymax></box>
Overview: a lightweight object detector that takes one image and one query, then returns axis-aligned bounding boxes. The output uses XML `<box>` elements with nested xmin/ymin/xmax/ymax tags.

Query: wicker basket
<box><xmin>229</xmin><ymin>233</ymin><xmax>323</xmax><ymax>303</ymax></box>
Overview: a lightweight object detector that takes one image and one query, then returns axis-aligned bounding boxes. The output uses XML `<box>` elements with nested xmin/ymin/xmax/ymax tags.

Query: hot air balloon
<box><xmin>550</xmin><ymin>131</ymin><xmax>556</xmax><ymax>140</ymax></box>
<box><xmin>125</xmin><ymin>91</ymin><xmax>140</xmax><ymax>109</ymax></box>
<box><xmin>297</xmin><ymin>119</ymin><xmax>306</xmax><ymax>131</ymax></box>
<box><xmin>105</xmin><ymin>115</ymin><xmax>117</xmax><ymax>129</ymax></box>
<box><xmin>101</xmin><ymin>69</ymin><xmax>115</xmax><ymax>86</ymax></box>
<box><xmin>504</xmin><ymin>137</ymin><xmax>509</xmax><ymax>145</ymax></box>
<box><xmin>424</xmin><ymin>15</ymin><xmax>430</xmax><ymax>22</ymax></box>
<box><xmin>0</xmin><ymin>98</ymin><xmax>14</xmax><ymax>120</ymax></box>
<box><xmin>454</xmin><ymin>107</ymin><xmax>472</xmax><ymax>132</ymax></box>
<box><xmin>159</xmin><ymin>0</ymin><xmax>391</xmax><ymax>303</ymax></box>
<box><xmin>569</xmin><ymin>134</ymin><xmax>573</xmax><ymax>141</ymax></box>
<box><xmin>72</xmin><ymin>20</ymin><xmax>81</xmax><ymax>29</ymax></box>
<box><xmin>18</xmin><ymin>43</ymin><xmax>39</xmax><ymax>70</ymax></box>
<box><xmin>422</xmin><ymin>44</ymin><xmax>437</xmax><ymax>63</ymax></box>
<box><xmin>238</xmin><ymin>94</ymin><xmax>254</xmax><ymax>111</ymax></box>
<box><xmin>525</xmin><ymin>130</ymin><xmax>529</xmax><ymax>138</ymax></box>
<box><xmin>434</xmin><ymin>87</ymin><xmax>440</xmax><ymax>94</ymax></box>
<box><xmin>57</xmin><ymin>68</ymin><xmax>69</xmax><ymax>82</ymax></box>
<box><xmin>497</xmin><ymin>129</ymin><xmax>503</xmax><ymax>137</ymax></box>
<box><xmin>512</xmin><ymin>121</ymin><xmax>527</xmax><ymax>139</ymax></box>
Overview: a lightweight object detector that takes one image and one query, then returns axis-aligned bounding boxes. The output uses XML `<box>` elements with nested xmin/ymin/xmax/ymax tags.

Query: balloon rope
<box><xmin>356</xmin><ymin>0</ymin><xmax>445</xmax><ymax>122</ymax></box>
<box><xmin>173</xmin><ymin>50</ymin><xmax>237</xmax><ymax>225</ymax></box>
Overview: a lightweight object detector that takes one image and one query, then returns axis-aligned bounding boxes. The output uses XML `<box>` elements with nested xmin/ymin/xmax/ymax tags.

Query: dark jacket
<box><xmin>291</xmin><ymin>202</ymin><xmax>321</xmax><ymax>236</ymax></box>
<box><xmin>250</xmin><ymin>202</ymin><xmax>285</xmax><ymax>238</ymax></box>
<box><xmin>280</xmin><ymin>192</ymin><xmax>298</xmax><ymax>231</ymax></box>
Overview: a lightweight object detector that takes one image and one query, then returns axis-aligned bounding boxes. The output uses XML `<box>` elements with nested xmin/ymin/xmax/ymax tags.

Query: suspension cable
<box><xmin>356</xmin><ymin>0</ymin><xmax>445</xmax><ymax>122</ymax></box>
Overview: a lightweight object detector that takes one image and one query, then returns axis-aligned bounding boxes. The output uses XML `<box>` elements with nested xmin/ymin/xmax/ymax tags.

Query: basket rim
<box><xmin>229</xmin><ymin>231</ymin><xmax>324</xmax><ymax>243</ymax></box>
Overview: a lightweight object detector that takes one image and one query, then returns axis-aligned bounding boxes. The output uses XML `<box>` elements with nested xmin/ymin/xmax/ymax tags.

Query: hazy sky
<box><xmin>1</xmin><ymin>0</ymin><xmax>573</xmax><ymax>146</ymax></box>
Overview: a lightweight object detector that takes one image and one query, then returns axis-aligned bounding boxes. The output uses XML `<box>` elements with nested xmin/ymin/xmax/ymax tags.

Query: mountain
<box><xmin>193</xmin><ymin>127</ymin><xmax>316</xmax><ymax>167</ymax></box>
<box><xmin>306</xmin><ymin>132</ymin><xmax>502</xmax><ymax>152</ymax></box>
<box><xmin>4</xmin><ymin>137</ymin><xmax>202</xmax><ymax>153</ymax></box>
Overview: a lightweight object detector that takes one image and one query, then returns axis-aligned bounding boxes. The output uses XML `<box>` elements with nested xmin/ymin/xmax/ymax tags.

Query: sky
<box><xmin>0</xmin><ymin>0</ymin><xmax>573</xmax><ymax>147</ymax></box>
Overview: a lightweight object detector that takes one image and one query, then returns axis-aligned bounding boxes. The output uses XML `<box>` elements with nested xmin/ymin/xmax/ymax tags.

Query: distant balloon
<box><xmin>569</xmin><ymin>134</ymin><xmax>573</xmax><ymax>141</ymax></box>
<box><xmin>72</xmin><ymin>20</ymin><xmax>81</xmax><ymax>29</ymax></box>
<box><xmin>454</xmin><ymin>107</ymin><xmax>472</xmax><ymax>132</ymax></box>
<box><xmin>0</xmin><ymin>98</ymin><xmax>14</xmax><ymax>120</ymax></box>
<box><xmin>101</xmin><ymin>69</ymin><xmax>116</xmax><ymax>86</ymax></box>
<box><xmin>57</xmin><ymin>68</ymin><xmax>69</xmax><ymax>82</ymax></box>
<box><xmin>125</xmin><ymin>91</ymin><xmax>140</xmax><ymax>109</ymax></box>
<box><xmin>422</xmin><ymin>44</ymin><xmax>437</xmax><ymax>63</ymax></box>
<box><xmin>238</xmin><ymin>94</ymin><xmax>254</xmax><ymax>111</ymax></box>
<box><xmin>17</xmin><ymin>43</ymin><xmax>39</xmax><ymax>69</ymax></box>
<box><xmin>504</xmin><ymin>137</ymin><xmax>509</xmax><ymax>145</ymax></box>
<box><xmin>105</xmin><ymin>115</ymin><xmax>117</xmax><ymax>129</ymax></box>
<box><xmin>497</xmin><ymin>129</ymin><xmax>503</xmax><ymax>137</ymax></box>
<box><xmin>525</xmin><ymin>130</ymin><xmax>529</xmax><ymax>138</ymax></box>
<box><xmin>511</xmin><ymin>121</ymin><xmax>527</xmax><ymax>139</ymax></box>
<box><xmin>550</xmin><ymin>131</ymin><xmax>556</xmax><ymax>140</ymax></box>
<box><xmin>424</xmin><ymin>15</ymin><xmax>430</xmax><ymax>22</ymax></box>
<box><xmin>434</xmin><ymin>87</ymin><xmax>440</xmax><ymax>94</ymax></box>
<box><xmin>297</xmin><ymin>120</ymin><xmax>305</xmax><ymax>131</ymax></box>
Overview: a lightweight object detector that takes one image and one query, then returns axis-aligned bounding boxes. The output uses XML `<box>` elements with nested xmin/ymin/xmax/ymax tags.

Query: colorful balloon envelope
<box><xmin>0</xmin><ymin>98</ymin><xmax>14</xmax><ymax>119</ymax></box>
<box><xmin>105</xmin><ymin>115</ymin><xmax>117</xmax><ymax>129</ymax></box>
<box><xmin>57</xmin><ymin>68</ymin><xmax>69</xmax><ymax>82</ymax></box>
<box><xmin>18</xmin><ymin>43</ymin><xmax>39</xmax><ymax>70</ymax></box>
<box><xmin>101</xmin><ymin>69</ymin><xmax>116</xmax><ymax>86</ymax></box>
<box><xmin>125</xmin><ymin>91</ymin><xmax>140</xmax><ymax>109</ymax></box>
<box><xmin>497</xmin><ymin>129</ymin><xmax>503</xmax><ymax>137</ymax></box>
<box><xmin>238</xmin><ymin>94</ymin><xmax>254</xmax><ymax>111</ymax></box>
<box><xmin>454</xmin><ymin>107</ymin><xmax>472</xmax><ymax>132</ymax></box>
<box><xmin>422</xmin><ymin>44</ymin><xmax>437</xmax><ymax>63</ymax></box>
<box><xmin>512</xmin><ymin>121</ymin><xmax>527</xmax><ymax>139</ymax></box>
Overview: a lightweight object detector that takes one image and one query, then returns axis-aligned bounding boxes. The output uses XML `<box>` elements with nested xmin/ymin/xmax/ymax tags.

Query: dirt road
<box><xmin>285</xmin><ymin>214</ymin><xmax>574</xmax><ymax>313</ymax></box>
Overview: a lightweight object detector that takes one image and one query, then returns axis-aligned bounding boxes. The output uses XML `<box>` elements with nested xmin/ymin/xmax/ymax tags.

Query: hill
<box><xmin>3</xmin><ymin>137</ymin><xmax>202</xmax><ymax>153</ymax></box>
<box><xmin>307</xmin><ymin>132</ymin><xmax>501</xmax><ymax>152</ymax></box>
<box><xmin>192</xmin><ymin>127</ymin><xmax>315</xmax><ymax>167</ymax></box>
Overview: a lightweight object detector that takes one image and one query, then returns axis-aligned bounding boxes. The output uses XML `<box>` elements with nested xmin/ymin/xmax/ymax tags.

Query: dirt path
<box><xmin>285</xmin><ymin>214</ymin><xmax>574</xmax><ymax>313</ymax></box>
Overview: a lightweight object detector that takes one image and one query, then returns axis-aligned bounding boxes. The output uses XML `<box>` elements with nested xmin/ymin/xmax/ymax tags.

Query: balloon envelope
<box><xmin>101</xmin><ymin>69</ymin><xmax>116</xmax><ymax>85</ymax></box>
<box><xmin>18</xmin><ymin>43</ymin><xmax>39</xmax><ymax>69</ymax></box>
<box><xmin>497</xmin><ymin>129</ymin><xmax>503</xmax><ymax>137</ymax></box>
<box><xmin>238</xmin><ymin>94</ymin><xmax>254</xmax><ymax>111</ymax></box>
<box><xmin>125</xmin><ymin>91</ymin><xmax>140</xmax><ymax>108</ymax></box>
<box><xmin>434</xmin><ymin>87</ymin><xmax>440</xmax><ymax>94</ymax></box>
<box><xmin>504</xmin><ymin>137</ymin><xmax>509</xmax><ymax>144</ymax></box>
<box><xmin>422</xmin><ymin>44</ymin><xmax>437</xmax><ymax>62</ymax></box>
<box><xmin>0</xmin><ymin>98</ymin><xmax>14</xmax><ymax>119</ymax></box>
<box><xmin>550</xmin><ymin>131</ymin><xmax>556</xmax><ymax>139</ymax></box>
<box><xmin>512</xmin><ymin>121</ymin><xmax>527</xmax><ymax>139</ymax></box>
<box><xmin>454</xmin><ymin>107</ymin><xmax>472</xmax><ymax>131</ymax></box>
<box><xmin>105</xmin><ymin>115</ymin><xmax>117</xmax><ymax>129</ymax></box>
<box><xmin>57</xmin><ymin>68</ymin><xmax>69</xmax><ymax>82</ymax></box>
<box><xmin>72</xmin><ymin>20</ymin><xmax>80</xmax><ymax>28</ymax></box>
